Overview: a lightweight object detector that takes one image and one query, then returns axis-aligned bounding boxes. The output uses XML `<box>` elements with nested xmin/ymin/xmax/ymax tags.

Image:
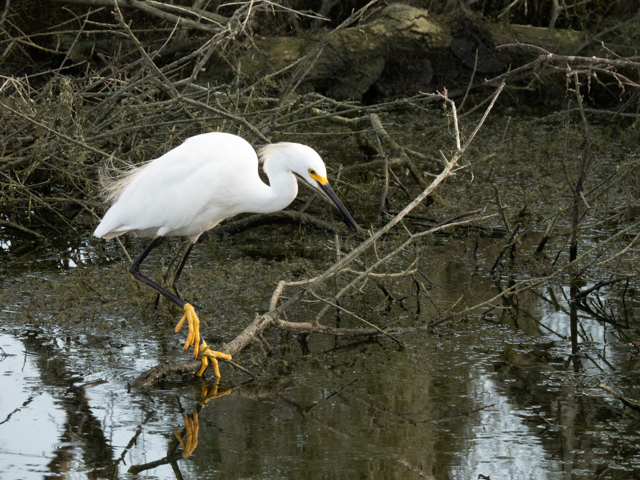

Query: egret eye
<box><xmin>309</xmin><ymin>169</ymin><xmax>316</xmax><ymax>175</ymax></box>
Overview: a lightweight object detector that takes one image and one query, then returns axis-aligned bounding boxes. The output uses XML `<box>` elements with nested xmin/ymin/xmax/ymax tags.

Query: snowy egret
<box><xmin>94</xmin><ymin>132</ymin><xmax>358</xmax><ymax>377</ymax></box>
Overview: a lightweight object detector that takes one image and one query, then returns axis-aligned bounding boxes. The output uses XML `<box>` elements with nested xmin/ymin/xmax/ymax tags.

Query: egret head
<box><xmin>260</xmin><ymin>142</ymin><xmax>359</xmax><ymax>232</ymax></box>
<box><xmin>272</xmin><ymin>143</ymin><xmax>327</xmax><ymax>188</ymax></box>
<box><xmin>291</xmin><ymin>144</ymin><xmax>360</xmax><ymax>233</ymax></box>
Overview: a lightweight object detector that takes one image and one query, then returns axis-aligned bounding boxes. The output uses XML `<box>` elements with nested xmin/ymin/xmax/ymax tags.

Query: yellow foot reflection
<box><xmin>174</xmin><ymin>409</ymin><xmax>199</xmax><ymax>458</ymax></box>
<box><xmin>196</xmin><ymin>340</ymin><xmax>232</xmax><ymax>377</ymax></box>
<box><xmin>174</xmin><ymin>303</ymin><xmax>200</xmax><ymax>356</ymax></box>
<box><xmin>198</xmin><ymin>377</ymin><xmax>232</xmax><ymax>406</ymax></box>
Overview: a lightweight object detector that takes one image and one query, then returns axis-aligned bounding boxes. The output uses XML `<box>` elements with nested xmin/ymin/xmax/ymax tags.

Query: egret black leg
<box><xmin>171</xmin><ymin>242</ymin><xmax>194</xmax><ymax>299</ymax></box>
<box><xmin>128</xmin><ymin>237</ymin><xmax>229</xmax><ymax>374</ymax></box>
<box><xmin>130</xmin><ymin>237</ymin><xmax>186</xmax><ymax>308</ymax></box>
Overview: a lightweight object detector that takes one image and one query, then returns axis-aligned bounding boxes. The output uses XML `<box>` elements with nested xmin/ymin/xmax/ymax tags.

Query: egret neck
<box><xmin>248</xmin><ymin>149</ymin><xmax>300</xmax><ymax>214</ymax></box>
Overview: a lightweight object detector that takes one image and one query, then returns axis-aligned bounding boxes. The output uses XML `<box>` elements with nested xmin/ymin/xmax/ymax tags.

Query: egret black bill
<box><xmin>319</xmin><ymin>182</ymin><xmax>359</xmax><ymax>232</ymax></box>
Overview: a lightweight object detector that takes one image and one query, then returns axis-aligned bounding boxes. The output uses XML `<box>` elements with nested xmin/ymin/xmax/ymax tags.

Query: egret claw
<box><xmin>175</xmin><ymin>303</ymin><xmax>201</xmax><ymax>356</ymax></box>
<box><xmin>197</xmin><ymin>341</ymin><xmax>232</xmax><ymax>377</ymax></box>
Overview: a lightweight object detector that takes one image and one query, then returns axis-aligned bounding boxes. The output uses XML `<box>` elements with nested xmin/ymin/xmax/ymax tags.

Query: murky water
<box><xmin>1</xmin><ymin>109</ymin><xmax>640</xmax><ymax>479</ymax></box>
<box><xmin>2</xmin><ymin>244</ymin><xmax>640</xmax><ymax>479</ymax></box>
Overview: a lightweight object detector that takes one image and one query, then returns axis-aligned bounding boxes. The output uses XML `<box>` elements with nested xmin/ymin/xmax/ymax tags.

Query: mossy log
<box><xmin>239</xmin><ymin>4</ymin><xmax>585</xmax><ymax>100</ymax></box>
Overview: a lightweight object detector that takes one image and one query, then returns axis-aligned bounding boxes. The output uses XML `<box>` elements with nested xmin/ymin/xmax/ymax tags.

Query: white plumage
<box><xmin>94</xmin><ymin>132</ymin><xmax>352</xmax><ymax>242</ymax></box>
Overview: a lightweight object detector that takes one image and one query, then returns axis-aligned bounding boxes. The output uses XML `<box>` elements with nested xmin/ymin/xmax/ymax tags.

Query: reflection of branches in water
<box><xmin>527</xmin><ymin>283</ymin><xmax>640</xmax><ymax>381</ymax></box>
<box><xmin>114</xmin><ymin>410</ymin><xmax>155</xmax><ymax>469</ymax></box>
<box><xmin>573</xmin><ymin>293</ymin><xmax>638</xmax><ymax>347</ymax></box>
<box><xmin>451</xmin><ymin>217</ymin><xmax>640</xmax><ymax>329</ymax></box>
<box><xmin>500</xmin><ymin>279</ymin><xmax>640</xmax><ymax>372</ymax></box>
<box><xmin>127</xmin><ymin>451</ymin><xmax>185</xmax><ymax>477</ymax></box>
<box><xmin>599</xmin><ymin>383</ymin><xmax>640</xmax><ymax>413</ymax></box>
<box><xmin>0</xmin><ymin>394</ymin><xmax>36</xmax><ymax>426</ymax></box>
<box><xmin>19</xmin><ymin>330</ymin><xmax>117</xmax><ymax>478</ymax></box>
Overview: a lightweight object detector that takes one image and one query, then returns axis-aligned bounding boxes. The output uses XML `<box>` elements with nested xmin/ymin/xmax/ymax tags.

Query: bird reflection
<box><xmin>128</xmin><ymin>379</ymin><xmax>231</xmax><ymax>475</ymax></box>
<box><xmin>174</xmin><ymin>379</ymin><xmax>232</xmax><ymax>459</ymax></box>
<box><xmin>197</xmin><ymin>377</ymin><xmax>233</xmax><ymax>407</ymax></box>
<box><xmin>174</xmin><ymin>410</ymin><xmax>199</xmax><ymax>459</ymax></box>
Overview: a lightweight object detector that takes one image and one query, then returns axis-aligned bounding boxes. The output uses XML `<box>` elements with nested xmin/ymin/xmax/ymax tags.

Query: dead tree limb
<box><xmin>488</xmin><ymin>44</ymin><xmax>640</xmax><ymax>87</ymax></box>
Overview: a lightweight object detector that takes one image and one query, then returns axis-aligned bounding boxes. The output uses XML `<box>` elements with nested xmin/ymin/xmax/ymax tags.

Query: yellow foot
<box><xmin>174</xmin><ymin>303</ymin><xmax>201</xmax><ymax>356</ymax></box>
<box><xmin>196</xmin><ymin>340</ymin><xmax>232</xmax><ymax>378</ymax></box>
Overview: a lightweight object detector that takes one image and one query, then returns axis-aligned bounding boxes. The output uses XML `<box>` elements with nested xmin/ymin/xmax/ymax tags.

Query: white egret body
<box><xmin>94</xmin><ymin>132</ymin><xmax>358</xmax><ymax>377</ymax></box>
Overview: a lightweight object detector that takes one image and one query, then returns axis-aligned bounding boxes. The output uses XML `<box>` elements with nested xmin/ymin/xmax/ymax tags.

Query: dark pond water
<box><xmin>1</xmin><ymin>109</ymin><xmax>640</xmax><ymax>479</ymax></box>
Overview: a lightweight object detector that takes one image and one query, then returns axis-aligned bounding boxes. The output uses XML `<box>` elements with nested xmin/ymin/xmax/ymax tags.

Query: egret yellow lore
<box><xmin>94</xmin><ymin>132</ymin><xmax>358</xmax><ymax>378</ymax></box>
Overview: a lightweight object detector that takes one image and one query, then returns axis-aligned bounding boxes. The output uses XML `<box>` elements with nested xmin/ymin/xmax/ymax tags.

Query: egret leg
<box><xmin>130</xmin><ymin>237</ymin><xmax>185</xmax><ymax>308</ymax></box>
<box><xmin>165</xmin><ymin>243</ymin><xmax>203</xmax><ymax>358</ymax></box>
<box><xmin>154</xmin><ymin>241</ymin><xmax>189</xmax><ymax>307</ymax></box>
<box><xmin>129</xmin><ymin>238</ymin><xmax>231</xmax><ymax>373</ymax></box>
<box><xmin>170</xmin><ymin>242</ymin><xmax>194</xmax><ymax>299</ymax></box>
<box><xmin>129</xmin><ymin>238</ymin><xmax>196</xmax><ymax>354</ymax></box>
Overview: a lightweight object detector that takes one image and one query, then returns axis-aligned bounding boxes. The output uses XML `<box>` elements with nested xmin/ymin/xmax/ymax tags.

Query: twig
<box><xmin>0</xmin><ymin>102</ymin><xmax>122</xmax><ymax>162</ymax></box>
<box><xmin>573</xmin><ymin>277</ymin><xmax>638</xmax><ymax>301</ymax></box>
<box><xmin>459</xmin><ymin>49</ymin><xmax>478</xmax><ymax>111</ymax></box>
<box><xmin>52</xmin><ymin>0</ymin><xmax>224</xmax><ymax>32</ymax></box>
<box><xmin>310</xmin><ymin>291</ymin><xmax>407</xmax><ymax>347</ymax></box>
<box><xmin>487</xmin><ymin>45</ymin><xmax>640</xmax><ymax>86</ymax></box>
<box><xmin>492</xmin><ymin>183</ymin><xmax>511</xmax><ymax>237</ymax></box>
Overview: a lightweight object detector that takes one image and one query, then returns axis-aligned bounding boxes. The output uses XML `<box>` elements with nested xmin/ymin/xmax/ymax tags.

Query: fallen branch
<box><xmin>488</xmin><ymin>44</ymin><xmax>640</xmax><ymax>87</ymax></box>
